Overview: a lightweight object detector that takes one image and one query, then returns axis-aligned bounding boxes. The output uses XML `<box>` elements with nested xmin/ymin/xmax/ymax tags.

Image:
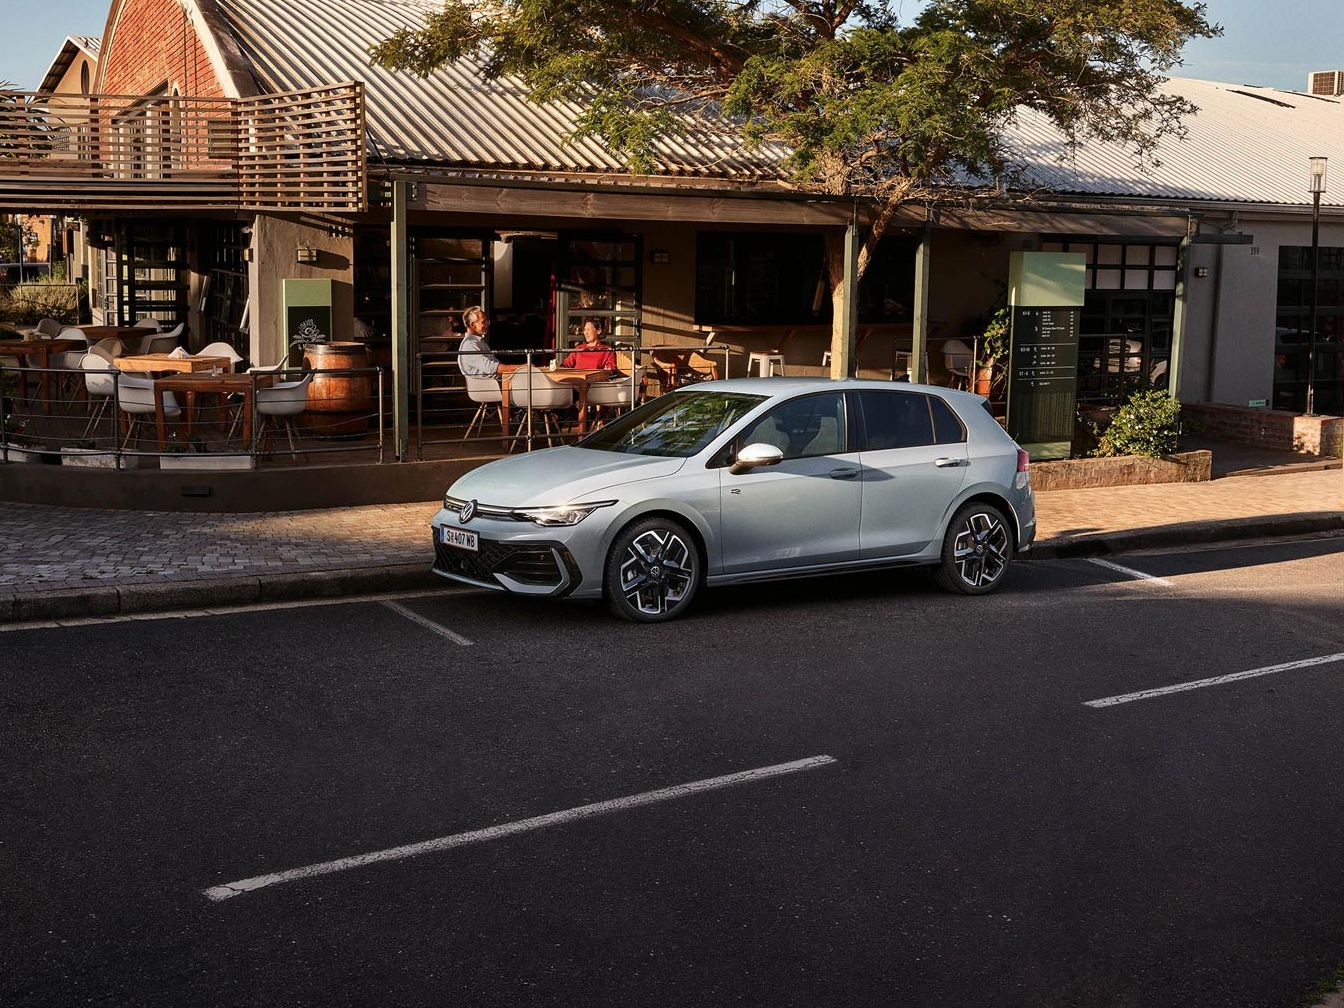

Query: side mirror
<box><xmin>731</xmin><ymin>442</ymin><xmax>784</xmax><ymax>474</ymax></box>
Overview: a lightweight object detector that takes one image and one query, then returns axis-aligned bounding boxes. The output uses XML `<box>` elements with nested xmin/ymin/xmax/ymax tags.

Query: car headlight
<box><xmin>512</xmin><ymin>501</ymin><xmax>616</xmax><ymax>527</ymax></box>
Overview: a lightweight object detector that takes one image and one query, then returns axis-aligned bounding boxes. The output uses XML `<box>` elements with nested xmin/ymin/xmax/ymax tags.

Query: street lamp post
<box><xmin>1306</xmin><ymin>156</ymin><xmax>1328</xmax><ymax>416</ymax></box>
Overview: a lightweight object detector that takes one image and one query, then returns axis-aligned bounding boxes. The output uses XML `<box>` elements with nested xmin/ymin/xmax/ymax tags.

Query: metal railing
<box><xmin>1</xmin><ymin>362</ymin><xmax>384</xmax><ymax>468</ymax></box>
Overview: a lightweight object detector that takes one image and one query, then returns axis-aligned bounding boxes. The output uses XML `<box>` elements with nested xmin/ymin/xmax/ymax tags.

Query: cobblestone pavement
<box><xmin>0</xmin><ymin>470</ymin><xmax>1340</xmax><ymax>595</ymax></box>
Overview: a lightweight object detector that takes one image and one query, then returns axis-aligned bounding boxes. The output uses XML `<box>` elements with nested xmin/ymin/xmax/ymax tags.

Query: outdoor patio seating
<box><xmin>253</xmin><ymin>372</ymin><xmax>314</xmax><ymax>455</ymax></box>
<box><xmin>462</xmin><ymin>373</ymin><xmax>503</xmax><ymax>440</ymax></box>
<box><xmin>196</xmin><ymin>341</ymin><xmax>244</xmax><ymax>372</ymax></box>
<box><xmin>116</xmin><ymin>374</ymin><xmax>180</xmax><ymax>450</ymax></box>
<box><xmin>507</xmin><ymin>365</ymin><xmax>574</xmax><ymax>449</ymax></box>
<box><xmin>80</xmin><ymin>354</ymin><xmax>118</xmax><ymax>439</ymax></box>
<box><xmin>942</xmin><ymin>339</ymin><xmax>972</xmax><ymax>390</ymax></box>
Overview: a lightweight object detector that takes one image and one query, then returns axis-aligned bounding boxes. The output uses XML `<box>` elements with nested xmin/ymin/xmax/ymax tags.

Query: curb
<box><xmin>3</xmin><ymin>513</ymin><xmax>1342</xmax><ymax>623</ymax></box>
<box><xmin>1</xmin><ymin>561</ymin><xmax>441</xmax><ymax>624</ymax></box>
<box><xmin>1029</xmin><ymin>512</ymin><xmax>1344</xmax><ymax>560</ymax></box>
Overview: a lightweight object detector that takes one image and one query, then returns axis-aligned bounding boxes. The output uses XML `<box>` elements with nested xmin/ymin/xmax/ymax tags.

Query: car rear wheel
<box><xmin>934</xmin><ymin>502</ymin><xmax>1013</xmax><ymax>595</ymax></box>
<box><xmin>604</xmin><ymin>516</ymin><xmax>701</xmax><ymax>622</ymax></box>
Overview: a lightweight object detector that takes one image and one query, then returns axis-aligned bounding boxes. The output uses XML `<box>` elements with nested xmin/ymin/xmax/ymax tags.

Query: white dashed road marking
<box><xmin>1087</xmin><ymin>557</ymin><xmax>1174</xmax><ymax>587</ymax></box>
<box><xmin>381</xmin><ymin>600</ymin><xmax>473</xmax><ymax>646</ymax></box>
<box><xmin>202</xmin><ymin>755</ymin><xmax>839</xmax><ymax>902</ymax></box>
<box><xmin>1084</xmin><ymin>653</ymin><xmax>1344</xmax><ymax>708</ymax></box>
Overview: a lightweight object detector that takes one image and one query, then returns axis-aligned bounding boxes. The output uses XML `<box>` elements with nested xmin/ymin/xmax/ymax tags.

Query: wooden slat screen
<box><xmin>0</xmin><ymin>83</ymin><xmax>366</xmax><ymax>212</ymax></box>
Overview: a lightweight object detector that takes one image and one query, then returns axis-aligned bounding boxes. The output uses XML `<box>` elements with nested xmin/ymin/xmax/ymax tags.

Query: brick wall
<box><xmin>1183</xmin><ymin>403</ymin><xmax>1343</xmax><ymax>456</ymax></box>
<box><xmin>102</xmin><ymin>0</ymin><xmax>224</xmax><ymax>98</ymax></box>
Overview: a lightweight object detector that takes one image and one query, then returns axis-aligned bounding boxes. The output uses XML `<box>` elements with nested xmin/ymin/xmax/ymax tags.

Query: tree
<box><xmin>371</xmin><ymin>0</ymin><xmax>1218</xmax><ymax>364</ymax></box>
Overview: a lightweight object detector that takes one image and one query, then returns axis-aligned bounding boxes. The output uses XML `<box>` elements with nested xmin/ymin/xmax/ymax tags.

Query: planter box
<box><xmin>1031</xmin><ymin>450</ymin><xmax>1212</xmax><ymax>492</ymax></box>
<box><xmin>61</xmin><ymin>447</ymin><xmax>118</xmax><ymax>469</ymax></box>
<box><xmin>2</xmin><ymin>446</ymin><xmax>45</xmax><ymax>463</ymax></box>
<box><xmin>159</xmin><ymin>453</ymin><xmax>256</xmax><ymax>471</ymax></box>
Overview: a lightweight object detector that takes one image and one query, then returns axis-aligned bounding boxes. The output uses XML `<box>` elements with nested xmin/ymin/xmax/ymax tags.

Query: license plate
<box><xmin>440</xmin><ymin>526</ymin><xmax>479</xmax><ymax>552</ymax></box>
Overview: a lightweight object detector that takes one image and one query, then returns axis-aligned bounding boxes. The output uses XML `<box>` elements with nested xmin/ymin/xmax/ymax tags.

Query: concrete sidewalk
<box><xmin>1</xmin><ymin>468</ymin><xmax>1340</xmax><ymax>621</ymax></box>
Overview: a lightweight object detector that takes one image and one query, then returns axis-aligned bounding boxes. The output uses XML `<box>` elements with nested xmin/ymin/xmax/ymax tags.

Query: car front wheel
<box><xmin>604</xmin><ymin>516</ymin><xmax>701</xmax><ymax>622</ymax></box>
<box><xmin>934</xmin><ymin>502</ymin><xmax>1013</xmax><ymax>595</ymax></box>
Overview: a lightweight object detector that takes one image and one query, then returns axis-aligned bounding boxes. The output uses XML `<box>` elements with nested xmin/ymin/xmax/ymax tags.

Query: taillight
<box><xmin>1015</xmin><ymin>449</ymin><xmax>1030</xmax><ymax>489</ymax></box>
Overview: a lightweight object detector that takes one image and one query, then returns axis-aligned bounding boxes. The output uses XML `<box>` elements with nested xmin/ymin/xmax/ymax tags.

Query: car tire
<box><xmin>604</xmin><ymin>516</ymin><xmax>701</xmax><ymax>622</ymax></box>
<box><xmin>933</xmin><ymin>501</ymin><xmax>1014</xmax><ymax>596</ymax></box>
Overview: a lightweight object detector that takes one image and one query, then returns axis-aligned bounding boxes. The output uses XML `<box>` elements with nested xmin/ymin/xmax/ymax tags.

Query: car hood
<box><xmin>447</xmin><ymin>447</ymin><xmax>687</xmax><ymax>507</ymax></box>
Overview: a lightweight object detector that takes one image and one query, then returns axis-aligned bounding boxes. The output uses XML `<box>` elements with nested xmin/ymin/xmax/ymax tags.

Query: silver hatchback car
<box><xmin>431</xmin><ymin>378</ymin><xmax>1036</xmax><ymax>621</ymax></box>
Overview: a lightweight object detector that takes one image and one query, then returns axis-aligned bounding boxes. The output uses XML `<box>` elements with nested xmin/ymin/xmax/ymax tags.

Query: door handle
<box><xmin>828</xmin><ymin>468</ymin><xmax>859</xmax><ymax>480</ymax></box>
<box><xmin>934</xmin><ymin>457</ymin><xmax>967</xmax><ymax>468</ymax></box>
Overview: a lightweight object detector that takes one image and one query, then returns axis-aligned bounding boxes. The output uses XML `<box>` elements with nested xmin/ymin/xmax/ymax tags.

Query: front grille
<box><xmin>433</xmin><ymin>536</ymin><xmax>566</xmax><ymax>589</ymax></box>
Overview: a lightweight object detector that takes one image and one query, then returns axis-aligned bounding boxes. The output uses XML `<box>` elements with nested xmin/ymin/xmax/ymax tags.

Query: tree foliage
<box><xmin>371</xmin><ymin>1</ymin><xmax>1218</xmax><ymax>327</ymax></box>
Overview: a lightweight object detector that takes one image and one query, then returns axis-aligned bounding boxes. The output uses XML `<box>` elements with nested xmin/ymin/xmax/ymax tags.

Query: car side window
<box><xmin>929</xmin><ymin>394</ymin><xmax>967</xmax><ymax>444</ymax></box>
<box><xmin>857</xmin><ymin>391</ymin><xmax>935</xmax><ymax>449</ymax></box>
<box><xmin>737</xmin><ymin>392</ymin><xmax>847</xmax><ymax>461</ymax></box>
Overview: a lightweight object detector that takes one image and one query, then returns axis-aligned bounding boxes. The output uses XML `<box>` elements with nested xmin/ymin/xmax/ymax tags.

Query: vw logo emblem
<box><xmin>459</xmin><ymin>499</ymin><xmax>477</xmax><ymax>523</ymax></box>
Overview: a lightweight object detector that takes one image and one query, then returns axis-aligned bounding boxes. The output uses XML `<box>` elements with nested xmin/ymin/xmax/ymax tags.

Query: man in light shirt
<box><xmin>457</xmin><ymin>306</ymin><xmax>499</xmax><ymax>377</ymax></box>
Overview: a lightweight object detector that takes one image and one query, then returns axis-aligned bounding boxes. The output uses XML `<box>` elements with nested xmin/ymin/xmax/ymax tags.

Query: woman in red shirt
<box><xmin>561</xmin><ymin>319</ymin><xmax>617</xmax><ymax>371</ymax></box>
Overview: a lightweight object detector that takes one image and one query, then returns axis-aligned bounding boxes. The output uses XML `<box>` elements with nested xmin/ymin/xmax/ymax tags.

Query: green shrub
<box><xmin>1091</xmin><ymin>387</ymin><xmax>1181</xmax><ymax>458</ymax></box>
<box><xmin>1</xmin><ymin>269</ymin><xmax>79</xmax><ymax>325</ymax></box>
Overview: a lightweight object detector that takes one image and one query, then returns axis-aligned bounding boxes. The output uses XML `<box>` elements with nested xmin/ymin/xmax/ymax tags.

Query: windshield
<box><xmin>578</xmin><ymin>390</ymin><xmax>767</xmax><ymax>457</ymax></box>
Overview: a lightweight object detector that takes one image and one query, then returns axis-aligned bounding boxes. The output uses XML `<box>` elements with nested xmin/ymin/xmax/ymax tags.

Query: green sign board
<box><xmin>282</xmin><ymin>278</ymin><xmax>334</xmax><ymax>349</ymax></box>
<box><xmin>1005</xmin><ymin>252</ymin><xmax>1087</xmax><ymax>460</ymax></box>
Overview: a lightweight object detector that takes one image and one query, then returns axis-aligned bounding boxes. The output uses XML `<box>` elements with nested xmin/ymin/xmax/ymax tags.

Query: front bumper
<box><xmin>432</xmin><ymin>532</ymin><xmax>583</xmax><ymax>597</ymax></box>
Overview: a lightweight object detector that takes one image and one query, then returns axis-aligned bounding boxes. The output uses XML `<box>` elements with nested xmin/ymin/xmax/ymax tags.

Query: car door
<box><xmin>854</xmin><ymin>389</ymin><xmax>970</xmax><ymax>557</ymax></box>
<box><xmin>718</xmin><ymin>391</ymin><xmax>861</xmax><ymax>574</ymax></box>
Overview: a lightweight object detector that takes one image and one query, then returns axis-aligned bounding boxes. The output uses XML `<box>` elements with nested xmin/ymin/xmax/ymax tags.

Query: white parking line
<box><xmin>202</xmin><ymin>754</ymin><xmax>838</xmax><ymax>902</ymax></box>
<box><xmin>381</xmin><ymin>600</ymin><xmax>472</xmax><ymax>646</ymax></box>
<box><xmin>0</xmin><ymin>588</ymin><xmax>449</xmax><ymax>632</ymax></box>
<box><xmin>1087</xmin><ymin>557</ymin><xmax>1174</xmax><ymax>587</ymax></box>
<box><xmin>1084</xmin><ymin>652</ymin><xmax>1344</xmax><ymax>708</ymax></box>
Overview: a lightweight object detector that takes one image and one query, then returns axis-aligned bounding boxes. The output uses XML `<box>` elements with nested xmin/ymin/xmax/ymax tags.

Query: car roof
<box><xmin>674</xmin><ymin>376</ymin><xmax>983</xmax><ymax>403</ymax></box>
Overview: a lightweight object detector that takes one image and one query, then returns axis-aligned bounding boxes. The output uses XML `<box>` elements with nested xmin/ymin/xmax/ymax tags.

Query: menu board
<box><xmin>1006</xmin><ymin>306</ymin><xmax>1080</xmax><ymax>459</ymax></box>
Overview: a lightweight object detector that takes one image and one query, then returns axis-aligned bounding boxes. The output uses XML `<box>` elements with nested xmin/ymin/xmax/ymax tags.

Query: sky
<box><xmin>0</xmin><ymin>0</ymin><xmax>1341</xmax><ymax>93</ymax></box>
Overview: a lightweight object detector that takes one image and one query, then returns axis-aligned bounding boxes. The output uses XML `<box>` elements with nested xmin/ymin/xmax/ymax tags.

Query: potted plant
<box><xmin>61</xmin><ymin>437</ymin><xmax>117</xmax><ymax>468</ymax></box>
<box><xmin>975</xmin><ymin>307</ymin><xmax>1010</xmax><ymax>397</ymax></box>
<box><xmin>1</xmin><ymin>413</ymin><xmax>43</xmax><ymax>463</ymax></box>
<box><xmin>159</xmin><ymin>434</ymin><xmax>255</xmax><ymax>470</ymax></box>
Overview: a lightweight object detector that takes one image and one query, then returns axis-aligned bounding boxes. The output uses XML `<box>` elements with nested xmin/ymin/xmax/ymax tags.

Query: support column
<box><xmin>1168</xmin><ymin>235</ymin><xmax>1191</xmax><ymax>401</ymax></box>
<box><xmin>390</xmin><ymin>180</ymin><xmax>411</xmax><ymax>461</ymax></box>
<box><xmin>831</xmin><ymin>216</ymin><xmax>860</xmax><ymax>379</ymax></box>
<box><xmin>910</xmin><ymin>222</ymin><xmax>932</xmax><ymax>384</ymax></box>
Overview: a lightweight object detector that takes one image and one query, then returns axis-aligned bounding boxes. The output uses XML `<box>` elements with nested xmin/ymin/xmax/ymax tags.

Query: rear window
<box><xmin>856</xmin><ymin>390</ymin><xmax>934</xmax><ymax>449</ymax></box>
<box><xmin>930</xmin><ymin>395</ymin><xmax>967</xmax><ymax>444</ymax></box>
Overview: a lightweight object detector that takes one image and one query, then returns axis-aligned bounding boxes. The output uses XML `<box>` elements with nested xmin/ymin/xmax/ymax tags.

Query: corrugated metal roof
<box><xmin>209</xmin><ymin>0</ymin><xmax>784</xmax><ymax>179</ymax></box>
<box><xmin>1006</xmin><ymin>77</ymin><xmax>1344</xmax><ymax>207</ymax></box>
<box><xmin>201</xmin><ymin>1</ymin><xmax>1344</xmax><ymax>206</ymax></box>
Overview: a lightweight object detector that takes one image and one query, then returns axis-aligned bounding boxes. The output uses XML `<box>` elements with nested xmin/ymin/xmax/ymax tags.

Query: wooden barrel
<box><xmin>302</xmin><ymin>341</ymin><xmax>374</xmax><ymax>434</ymax></box>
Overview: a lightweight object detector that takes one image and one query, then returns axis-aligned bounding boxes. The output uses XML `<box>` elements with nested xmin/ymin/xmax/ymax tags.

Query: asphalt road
<box><xmin>3</xmin><ymin>533</ymin><xmax>1343</xmax><ymax>1008</ymax></box>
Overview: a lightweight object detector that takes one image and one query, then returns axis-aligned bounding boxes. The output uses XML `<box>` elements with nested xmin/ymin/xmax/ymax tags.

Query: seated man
<box><xmin>457</xmin><ymin>306</ymin><xmax>499</xmax><ymax>378</ymax></box>
<box><xmin>561</xmin><ymin>318</ymin><xmax>617</xmax><ymax>371</ymax></box>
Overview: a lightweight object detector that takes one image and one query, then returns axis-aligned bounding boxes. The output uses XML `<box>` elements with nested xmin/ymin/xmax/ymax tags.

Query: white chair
<box><xmin>88</xmin><ymin>337</ymin><xmax>124</xmax><ymax>364</ymax></box>
<box><xmin>942</xmin><ymin>339</ymin><xmax>972</xmax><ymax>390</ymax></box>
<box><xmin>139</xmin><ymin>333</ymin><xmax>181</xmax><ymax>356</ymax></box>
<box><xmin>462</xmin><ymin>373</ymin><xmax>503</xmax><ymax>440</ymax></box>
<box><xmin>196</xmin><ymin>341</ymin><xmax>244</xmax><ymax>372</ymax></box>
<box><xmin>132</xmin><ymin>317</ymin><xmax>161</xmax><ymax>331</ymax></box>
<box><xmin>53</xmin><ymin>329</ymin><xmax>91</xmax><ymax>400</ymax></box>
<box><xmin>116</xmin><ymin>374</ymin><xmax>180</xmax><ymax>450</ymax></box>
<box><xmin>586</xmin><ymin>367</ymin><xmax>645</xmax><ymax>426</ymax></box>
<box><xmin>255</xmin><ymin>372</ymin><xmax>313</xmax><ymax>455</ymax></box>
<box><xmin>80</xmin><ymin>354</ymin><xmax>119</xmax><ymax>439</ymax></box>
<box><xmin>24</xmin><ymin>317</ymin><xmax>63</xmax><ymax>339</ymax></box>
<box><xmin>508</xmin><ymin>365</ymin><xmax>574</xmax><ymax>449</ymax></box>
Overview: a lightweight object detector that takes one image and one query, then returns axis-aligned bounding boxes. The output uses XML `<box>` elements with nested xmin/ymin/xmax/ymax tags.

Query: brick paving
<box><xmin>0</xmin><ymin>470</ymin><xmax>1339</xmax><ymax>596</ymax></box>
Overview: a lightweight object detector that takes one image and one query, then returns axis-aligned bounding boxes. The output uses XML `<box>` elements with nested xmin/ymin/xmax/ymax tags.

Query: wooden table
<box><xmin>644</xmin><ymin>346</ymin><xmax>723</xmax><ymax>390</ymax></box>
<box><xmin>151</xmin><ymin>372</ymin><xmax>274</xmax><ymax>449</ymax></box>
<box><xmin>0</xmin><ymin>337</ymin><xmax>87</xmax><ymax>412</ymax></box>
<box><xmin>498</xmin><ymin>366</ymin><xmax>613</xmax><ymax>438</ymax></box>
<box><xmin>115</xmin><ymin>353</ymin><xmax>232</xmax><ymax>375</ymax></box>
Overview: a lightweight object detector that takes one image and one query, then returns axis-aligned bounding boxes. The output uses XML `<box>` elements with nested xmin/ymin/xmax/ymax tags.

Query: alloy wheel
<box><xmin>951</xmin><ymin>510</ymin><xmax>1010</xmax><ymax>589</ymax></box>
<box><xmin>617</xmin><ymin>528</ymin><xmax>695</xmax><ymax>617</ymax></box>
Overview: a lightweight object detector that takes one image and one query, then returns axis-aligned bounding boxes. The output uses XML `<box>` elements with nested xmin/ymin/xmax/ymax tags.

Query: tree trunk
<box><xmin>825</xmin><ymin>229</ymin><xmax>851</xmax><ymax>378</ymax></box>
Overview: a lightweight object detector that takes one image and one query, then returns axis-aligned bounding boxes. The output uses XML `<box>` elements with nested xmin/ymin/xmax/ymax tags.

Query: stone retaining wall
<box><xmin>1182</xmin><ymin>403</ymin><xmax>1342</xmax><ymax>456</ymax></box>
<box><xmin>1031</xmin><ymin>450</ymin><xmax>1212</xmax><ymax>492</ymax></box>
